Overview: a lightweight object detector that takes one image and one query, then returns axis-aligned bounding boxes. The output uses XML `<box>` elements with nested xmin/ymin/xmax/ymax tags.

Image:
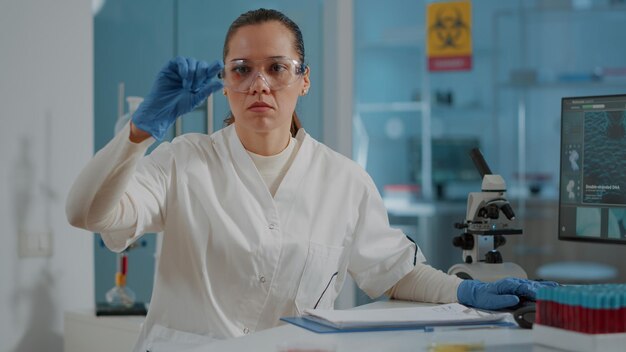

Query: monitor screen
<box><xmin>559</xmin><ymin>94</ymin><xmax>626</xmax><ymax>244</ymax></box>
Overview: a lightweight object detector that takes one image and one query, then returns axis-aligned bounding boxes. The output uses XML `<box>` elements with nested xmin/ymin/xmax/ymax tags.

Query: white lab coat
<box><xmin>67</xmin><ymin>123</ymin><xmax>426</xmax><ymax>351</ymax></box>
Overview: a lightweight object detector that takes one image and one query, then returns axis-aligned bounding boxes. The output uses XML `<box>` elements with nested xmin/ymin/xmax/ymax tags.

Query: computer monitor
<box><xmin>559</xmin><ymin>94</ymin><xmax>626</xmax><ymax>244</ymax></box>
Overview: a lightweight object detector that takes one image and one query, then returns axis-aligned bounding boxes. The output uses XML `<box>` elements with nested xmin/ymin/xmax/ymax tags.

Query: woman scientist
<box><xmin>67</xmin><ymin>8</ymin><xmax>555</xmax><ymax>351</ymax></box>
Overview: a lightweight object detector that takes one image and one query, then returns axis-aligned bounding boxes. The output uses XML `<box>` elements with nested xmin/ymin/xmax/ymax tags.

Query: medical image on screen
<box><xmin>561</xmin><ymin>178</ymin><xmax>580</xmax><ymax>203</ymax></box>
<box><xmin>567</xmin><ymin>148</ymin><xmax>581</xmax><ymax>172</ymax></box>
<box><xmin>575</xmin><ymin>206</ymin><xmax>626</xmax><ymax>239</ymax></box>
<box><xmin>576</xmin><ymin>207</ymin><xmax>601</xmax><ymax>238</ymax></box>
<box><xmin>582</xmin><ymin>110</ymin><xmax>626</xmax><ymax>205</ymax></box>
<box><xmin>608</xmin><ymin>208</ymin><xmax>626</xmax><ymax>239</ymax></box>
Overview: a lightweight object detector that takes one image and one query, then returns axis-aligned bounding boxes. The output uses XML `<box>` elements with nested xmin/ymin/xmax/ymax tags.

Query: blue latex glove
<box><xmin>457</xmin><ymin>278</ymin><xmax>559</xmax><ymax>310</ymax></box>
<box><xmin>132</xmin><ymin>56</ymin><xmax>223</xmax><ymax>141</ymax></box>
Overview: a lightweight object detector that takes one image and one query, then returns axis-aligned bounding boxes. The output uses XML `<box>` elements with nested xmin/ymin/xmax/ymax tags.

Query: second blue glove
<box><xmin>132</xmin><ymin>56</ymin><xmax>223</xmax><ymax>141</ymax></box>
<box><xmin>457</xmin><ymin>277</ymin><xmax>559</xmax><ymax>310</ymax></box>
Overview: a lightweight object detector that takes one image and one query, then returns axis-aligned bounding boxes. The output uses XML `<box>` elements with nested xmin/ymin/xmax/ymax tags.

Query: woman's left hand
<box><xmin>457</xmin><ymin>278</ymin><xmax>559</xmax><ymax>310</ymax></box>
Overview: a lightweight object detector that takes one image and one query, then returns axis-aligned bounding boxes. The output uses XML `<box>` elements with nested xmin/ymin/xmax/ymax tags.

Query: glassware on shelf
<box><xmin>105</xmin><ymin>251</ymin><xmax>136</xmax><ymax>308</ymax></box>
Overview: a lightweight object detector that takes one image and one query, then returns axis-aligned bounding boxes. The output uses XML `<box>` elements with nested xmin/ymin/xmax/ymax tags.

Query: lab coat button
<box><xmin>259</xmin><ymin>275</ymin><xmax>266</xmax><ymax>283</ymax></box>
<box><xmin>268</xmin><ymin>223</ymin><xmax>276</xmax><ymax>230</ymax></box>
<box><xmin>243</xmin><ymin>327</ymin><xmax>250</xmax><ymax>334</ymax></box>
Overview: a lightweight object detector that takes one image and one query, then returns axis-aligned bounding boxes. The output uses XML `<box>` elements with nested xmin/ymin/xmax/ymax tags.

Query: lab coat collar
<box><xmin>219</xmin><ymin>124</ymin><xmax>314</xmax><ymax>226</ymax></box>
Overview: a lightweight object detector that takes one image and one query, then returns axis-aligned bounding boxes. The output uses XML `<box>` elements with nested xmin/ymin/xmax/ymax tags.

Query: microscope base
<box><xmin>448</xmin><ymin>262</ymin><xmax>527</xmax><ymax>282</ymax></box>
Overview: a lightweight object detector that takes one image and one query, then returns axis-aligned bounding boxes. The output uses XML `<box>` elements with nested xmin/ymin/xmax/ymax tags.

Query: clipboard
<box><xmin>280</xmin><ymin>316</ymin><xmax>516</xmax><ymax>334</ymax></box>
<box><xmin>280</xmin><ymin>316</ymin><xmax>428</xmax><ymax>333</ymax></box>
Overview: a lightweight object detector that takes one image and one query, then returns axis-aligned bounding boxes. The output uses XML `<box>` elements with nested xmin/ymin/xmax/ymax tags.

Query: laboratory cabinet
<box><xmin>352</xmin><ymin>0</ymin><xmax>517</xmax><ymax>291</ymax></box>
<box><xmin>350</xmin><ymin>0</ymin><xmax>506</xmax><ymax>305</ymax></box>
<box><xmin>354</xmin><ymin>0</ymin><xmax>626</xmax><ymax>203</ymax></box>
<box><xmin>491</xmin><ymin>4</ymin><xmax>626</xmax><ymax>284</ymax></box>
<box><xmin>353</xmin><ymin>0</ymin><xmax>515</xmax><ymax>205</ymax></box>
<box><xmin>492</xmin><ymin>4</ymin><xmax>626</xmax><ymax>200</ymax></box>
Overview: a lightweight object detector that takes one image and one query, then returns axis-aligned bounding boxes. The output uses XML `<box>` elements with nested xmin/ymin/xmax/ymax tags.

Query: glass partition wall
<box><xmin>352</xmin><ymin>0</ymin><xmax>626</xmax><ymax>305</ymax></box>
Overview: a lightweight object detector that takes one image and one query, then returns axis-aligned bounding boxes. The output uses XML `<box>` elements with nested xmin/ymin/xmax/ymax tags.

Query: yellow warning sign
<box><xmin>427</xmin><ymin>1</ymin><xmax>472</xmax><ymax>71</ymax></box>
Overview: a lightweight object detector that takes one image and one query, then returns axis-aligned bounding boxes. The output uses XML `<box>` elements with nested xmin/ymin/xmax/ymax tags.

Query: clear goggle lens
<box><xmin>219</xmin><ymin>58</ymin><xmax>306</xmax><ymax>93</ymax></box>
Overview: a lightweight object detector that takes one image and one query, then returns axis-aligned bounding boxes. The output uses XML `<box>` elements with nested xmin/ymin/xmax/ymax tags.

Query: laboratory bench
<box><xmin>64</xmin><ymin>300</ymin><xmax>563</xmax><ymax>352</ymax></box>
<box><xmin>64</xmin><ymin>195</ymin><xmax>625</xmax><ymax>351</ymax></box>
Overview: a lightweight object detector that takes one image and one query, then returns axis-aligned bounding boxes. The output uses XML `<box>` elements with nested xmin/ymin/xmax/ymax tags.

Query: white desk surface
<box><xmin>161</xmin><ymin>300</ymin><xmax>543</xmax><ymax>352</ymax></box>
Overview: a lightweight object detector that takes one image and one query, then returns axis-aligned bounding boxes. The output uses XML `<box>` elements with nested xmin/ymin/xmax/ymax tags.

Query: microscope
<box><xmin>447</xmin><ymin>148</ymin><xmax>527</xmax><ymax>282</ymax></box>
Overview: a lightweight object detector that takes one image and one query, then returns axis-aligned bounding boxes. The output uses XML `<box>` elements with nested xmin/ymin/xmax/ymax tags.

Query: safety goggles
<box><xmin>219</xmin><ymin>57</ymin><xmax>307</xmax><ymax>93</ymax></box>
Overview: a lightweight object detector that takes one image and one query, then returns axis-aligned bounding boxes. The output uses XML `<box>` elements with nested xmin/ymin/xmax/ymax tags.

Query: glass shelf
<box><xmin>356</xmin><ymin>102</ymin><xmax>488</xmax><ymax>116</ymax></box>
<box><xmin>498</xmin><ymin>81</ymin><xmax>626</xmax><ymax>89</ymax></box>
<box><xmin>356</xmin><ymin>101</ymin><xmax>426</xmax><ymax>113</ymax></box>
<box><xmin>431</xmin><ymin>105</ymin><xmax>487</xmax><ymax>113</ymax></box>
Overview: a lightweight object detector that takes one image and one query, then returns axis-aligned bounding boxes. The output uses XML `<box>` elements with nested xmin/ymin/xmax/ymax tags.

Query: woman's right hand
<box><xmin>131</xmin><ymin>56</ymin><xmax>223</xmax><ymax>141</ymax></box>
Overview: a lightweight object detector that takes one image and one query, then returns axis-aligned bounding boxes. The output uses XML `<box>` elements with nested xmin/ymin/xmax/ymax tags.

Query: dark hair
<box><xmin>222</xmin><ymin>8</ymin><xmax>305</xmax><ymax>137</ymax></box>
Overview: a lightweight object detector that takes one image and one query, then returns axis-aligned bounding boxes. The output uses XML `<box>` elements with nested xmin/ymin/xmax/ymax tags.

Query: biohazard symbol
<box><xmin>429</xmin><ymin>7</ymin><xmax>470</xmax><ymax>50</ymax></box>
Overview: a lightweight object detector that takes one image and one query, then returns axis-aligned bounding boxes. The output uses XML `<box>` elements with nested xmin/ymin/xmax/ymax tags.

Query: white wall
<box><xmin>0</xmin><ymin>1</ymin><xmax>94</xmax><ymax>351</ymax></box>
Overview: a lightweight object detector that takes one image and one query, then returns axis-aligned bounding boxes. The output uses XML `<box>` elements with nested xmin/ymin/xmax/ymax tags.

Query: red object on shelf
<box><xmin>121</xmin><ymin>254</ymin><xmax>128</xmax><ymax>276</ymax></box>
<box><xmin>384</xmin><ymin>184</ymin><xmax>421</xmax><ymax>193</ymax></box>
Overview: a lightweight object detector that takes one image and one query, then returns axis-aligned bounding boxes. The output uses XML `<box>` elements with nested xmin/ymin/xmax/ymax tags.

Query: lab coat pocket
<box><xmin>294</xmin><ymin>241</ymin><xmax>345</xmax><ymax>315</ymax></box>
<box><xmin>141</xmin><ymin>323</ymin><xmax>217</xmax><ymax>352</ymax></box>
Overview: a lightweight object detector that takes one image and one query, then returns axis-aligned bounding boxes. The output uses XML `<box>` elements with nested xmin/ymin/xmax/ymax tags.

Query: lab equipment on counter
<box><xmin>448</xmin><ymin>148</ymin><xmax>527</xmax><ymax>282</ymax></box>
<box><xmin>536</xmin><ymin>284</ymin><xmax>626</xmax><ymax>334</ymax></box>
<box><xmin>96</xmin><ymin>249</ymin><xmax>147</xmax><ymax>316</ymax></box>
<box><xmin>533</xmin><ymin>284</ymin><xmax>626</xmax><ymax>351</ymax></box>
<box><xmin>105</xmin><ymin>251</ymin><xmax>136</xmax><ymax>307</ymax></box>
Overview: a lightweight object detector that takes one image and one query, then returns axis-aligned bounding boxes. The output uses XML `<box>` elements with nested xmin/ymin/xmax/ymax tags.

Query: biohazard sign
<box><xmin>427</xmin><ymin>1</ymin><xmax>472</xmax><ymax>72</ymax></box>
